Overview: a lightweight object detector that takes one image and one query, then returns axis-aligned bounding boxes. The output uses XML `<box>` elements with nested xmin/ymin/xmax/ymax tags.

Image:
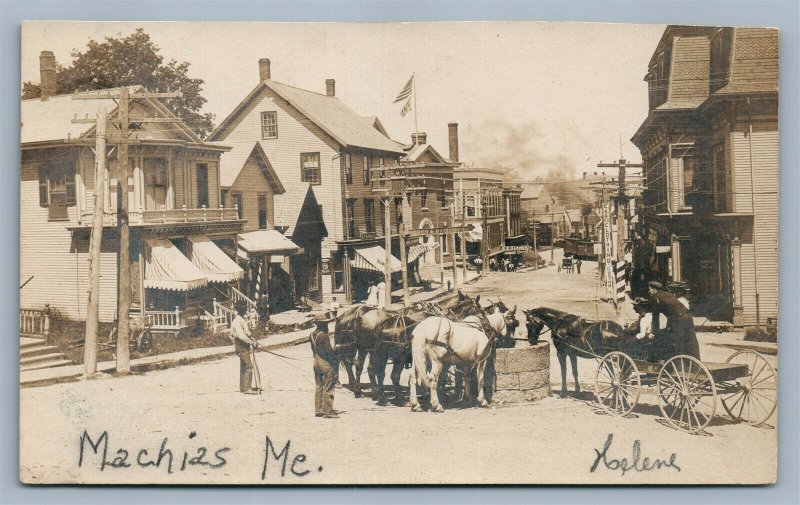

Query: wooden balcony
<box><xmin>77</xmin><ymin>205</ymin><xmax>242</xmax><ymax>228</ymax></box>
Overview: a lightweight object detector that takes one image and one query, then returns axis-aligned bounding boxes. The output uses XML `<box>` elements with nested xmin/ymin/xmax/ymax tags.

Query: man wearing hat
<box><xmin>647</xmin><ymin>281</ymin><xmax>700</xmax><ymax>360</ymax></box>
<box><xmin>310</xmin><ymin>313</ymin><xmax>339</xmax><ymax>418</ymax></box>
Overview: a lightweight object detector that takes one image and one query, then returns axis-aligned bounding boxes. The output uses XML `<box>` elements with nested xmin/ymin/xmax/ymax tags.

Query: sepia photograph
<box><xmin>18</xmin><ymin>19</ymin><xmax>778</xmax><ymax>485</ymax></box>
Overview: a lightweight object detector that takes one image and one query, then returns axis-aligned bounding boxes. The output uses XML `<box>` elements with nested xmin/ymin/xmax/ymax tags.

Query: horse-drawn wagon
<box><xmin>594</xmin><ymin>349</ymin><xmax>777</xmax><ymax>433</ymax></box>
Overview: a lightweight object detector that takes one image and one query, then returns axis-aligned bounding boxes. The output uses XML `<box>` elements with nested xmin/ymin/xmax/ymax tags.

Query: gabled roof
<box><xmin>403</xmin><ymin>142</ymin><xmax>454</xmax><ymax>165</ymax></box>
<box><xmin>273</xmin><ymin>182</ymin><xmax>327</xmax><ymax>238</ymax></box>
<box><xmin>21</xmin><ymin>86</ymin><xmax>204</xmax><ymax>145</ymax></box>
<box><xmin>214</xmin><ymin>141</ymin><xmax>286</xmax><ymax>192</ymax></box>
<box><xmin>208</xmin><ymin>79</ymin><xmax>405</xmax><ymax>154</ymax></box>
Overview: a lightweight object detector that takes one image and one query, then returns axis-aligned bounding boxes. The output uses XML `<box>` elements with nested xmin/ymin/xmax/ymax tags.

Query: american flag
<box><xmin>400</xmin><ymin>98</ymin><xmax>413</xmax><ymax>117</ymax></box>
<box><xmin>393</xmin><ymin>75</ymin><xmax>414</xmax><ymax>103</ymax></box>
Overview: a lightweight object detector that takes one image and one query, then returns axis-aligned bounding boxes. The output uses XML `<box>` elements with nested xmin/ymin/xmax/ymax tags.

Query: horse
<box><xmin>408</xmin><ymin>311</ymin><xmax>500</xmax><ymax>412</ymax></box>
<box><xmin>523</xmin><ymin>307</ymin><xmax>626</xmax><ymax>396</ymax></box>
<box><xmin>333</xmin><ymin>304</ymin><xmax>394</xmax><ymax>397</ymax></box>
<box><xmin>476</xmin><ymin>299</ymin><xmax>519</xmax><ymax>348</ymax></box>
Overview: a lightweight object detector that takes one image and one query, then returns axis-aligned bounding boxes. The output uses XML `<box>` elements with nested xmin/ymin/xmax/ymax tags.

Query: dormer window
<box><xmin>261</xmin><ymin>111</ymin><xmax>278</xmax><ymax>139</ymax></box>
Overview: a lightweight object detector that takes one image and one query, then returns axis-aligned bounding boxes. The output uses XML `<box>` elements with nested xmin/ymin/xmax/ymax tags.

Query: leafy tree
<box><xmin>22</xmin><ymin>29</ymin><xmax>214</xmax><ymax>138</ymax></box>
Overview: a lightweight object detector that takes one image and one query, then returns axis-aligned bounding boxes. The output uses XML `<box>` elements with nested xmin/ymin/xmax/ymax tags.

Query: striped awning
<box><xmin>466</xmin><ymin>223</ymin><xmax>483</xmax><ymax>242</ymax></box>
<box><xmin>351</xmin><ymin>246</ymin><xmax>402</xmax><ymax>273</ymax></box>
<box><xmin>186</xmin><ymin>235</ymin><xmax>244</xmax><ymax>283</ymax></box>
<box><xmin>238</xmin><ymin>229</ymin><xmax>300</xmax><ymax>255</ymax></box>
<box><xmin>408</xmin><ymin>242</ymin><xmax>439</xmax><ymax>263</ymax></box>
<box><xmin>144</xmin><ymin>238</ymin><xmax>208</xmax><ymax>291</ymax></box>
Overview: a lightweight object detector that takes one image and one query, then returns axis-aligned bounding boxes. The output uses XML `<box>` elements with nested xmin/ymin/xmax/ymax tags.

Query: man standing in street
<box><xmin>311</xmin><ymin>314</ymin><xmax>339</xmax><ymax>418</ymax></box>
<box><xmin>231</xmin><ymin>301</ymin><xmax>259</xmax><ymax>394</ymax></box>
<box><xmin>575</xmin><ymin>259</ymin><xmax>582</xmax><ymax>275</ymax></box>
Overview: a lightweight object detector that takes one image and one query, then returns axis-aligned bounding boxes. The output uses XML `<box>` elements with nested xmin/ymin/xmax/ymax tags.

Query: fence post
<box><xmin>202</xmin><ymin>205</ymin><xmax>207</xmax><ymax>222</ymax></box>
<box><xmin>175</xmin><ymin>306</ymin><xmax>181</xmax><ymax>327</ymax></box>
<box><xmin>219</xmin><ymin>204</ymin><xmax>224</xmax><ymax>222</ymax></box>
<box><xmin>43</xmin><ymin>304</ymin><xmax>51</xmax><ymax>346</ymax></box>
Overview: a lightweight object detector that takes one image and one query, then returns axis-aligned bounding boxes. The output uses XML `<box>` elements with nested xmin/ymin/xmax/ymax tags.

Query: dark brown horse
<box><xmin>523</xmin><ymin>307</ymin><xmax>626</xmax><ymax>396</ymax></box>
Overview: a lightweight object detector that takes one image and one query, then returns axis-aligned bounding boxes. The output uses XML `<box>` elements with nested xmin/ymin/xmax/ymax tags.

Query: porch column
<box><xmin>731</xmin><ymin>237</ymin><xmax>744</xmax><ymax>325</ymax></box>
<box><xmin>343</xmin><ymin>247</ymin><xmax>353</xmax><ymax>304</ymax></box>
<box><xmin>670</xmin><ymin>234</ymin><xmax>682</xmax><ymax>282</ymax></box>
<box><xmin>262</xmin><ymin>254</ymin><xmax>270</xmax><ymax>302</ymax></box>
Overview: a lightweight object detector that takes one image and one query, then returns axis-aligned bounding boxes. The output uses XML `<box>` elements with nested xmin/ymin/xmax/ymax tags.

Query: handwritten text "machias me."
<box><xmin>78</xmin><ymin>431</ymin><xmax>323</xmax><ymax>480</ymax></box>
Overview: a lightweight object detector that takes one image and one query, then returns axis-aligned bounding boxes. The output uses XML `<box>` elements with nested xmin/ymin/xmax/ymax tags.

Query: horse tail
<box><xmin>410</xmin><ymin>322</ymin><xmax>430</xmax><ymax>388</ymax></box>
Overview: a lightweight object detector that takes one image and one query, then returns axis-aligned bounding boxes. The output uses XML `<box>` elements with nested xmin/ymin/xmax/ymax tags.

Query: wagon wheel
<box><xmin>721</xmin><ymin>350</ymin><xmax>777</xmax><ymax>425</ymax></box>
<box><xmin>594</xmin><ymin>352</ymin><xmax>641</xmax><ymax>416</ymax></box>
<box><xmin>657</xmin><ymin>355</ymin><xmax>717</xmax><ymax>434</ymax></box>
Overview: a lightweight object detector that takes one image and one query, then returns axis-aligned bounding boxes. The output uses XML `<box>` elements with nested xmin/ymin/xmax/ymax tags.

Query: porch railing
<box><xmin>80</xmin><ymin>205</ymin><xmax>240</xmax><ymax>226</ymax></box>
<box><xmin>145</xmin><ymin>306</ymin><xmax>187</xmax><ymax>330</ymax></box>
<box><xmin>229</xmin><ymin>286</ymin><xmax>257</xmax><ymax>315</ymax></box>
<box><xmin>213</xmin><ymin>300</ymin><xmax>236</xmax><ymax>334</ymax></box>
<box><xmin>20</xmin><ymin>306</ymin><xmax>51</xmax><ymax>344</ymax></box>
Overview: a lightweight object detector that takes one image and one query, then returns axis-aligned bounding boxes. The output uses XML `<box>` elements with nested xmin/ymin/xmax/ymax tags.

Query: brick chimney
<box><xmin>411</xmin><ymin>132</ymin><xmax>427</xmax><ymax>145</ymax></box>
<box><xmin>325</xmin><ymin>79</ymin><xmax>335</xmax><ymax>97</ymax></box>
<box><xmin>39</xmin><ymin>51</ymin><xmax>57</xmax><ymax>100</ymax></box>
<box><xmin>448</xmin><ymin>123</ymin><xmax>459</xmax><ymax>162</ymax></box>
<box><xmin>259</xmin><ymin>58</ymin><xmax>271</xmax><ymax>81</ymax></box>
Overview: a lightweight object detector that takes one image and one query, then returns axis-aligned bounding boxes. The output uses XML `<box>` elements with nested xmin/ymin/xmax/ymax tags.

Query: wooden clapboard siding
<box><xmin>20</xmin><ymin>160</ymin><xmax>119</xmax><ymax>322</ymax></box>
<box><xmin>216</xmin><ymin>87</ymin><xmax>341</xmax><ymax>256</ymax></box>
<box><xmin>668</xmin><ymin>36</ymin><xmax>710</xmax><ymax>103</ymax></box>
<box><xmin>731</xmin><ymin>119</ymin><xmax>778</xmax><ymax>326</ymax></box>
<box><xmin>229</xmin><ymin>157</ymin><xmax>275</xmax><ymax>232</ymax></box>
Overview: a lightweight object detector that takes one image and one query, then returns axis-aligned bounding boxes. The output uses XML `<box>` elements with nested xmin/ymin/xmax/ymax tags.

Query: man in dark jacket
<box><xmin>648</xmin><ymin>281</ymin><xmax>700</xmax><ymax>360</ymax></box>
<box><xmin>311</xmin><ymin>314</ymin><xmax>339</xmax><ymax>418</ymax></box>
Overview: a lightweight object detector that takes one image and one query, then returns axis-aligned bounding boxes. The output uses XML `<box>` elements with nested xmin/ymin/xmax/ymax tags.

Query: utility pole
<box><xmin>598</xmin><ymin>159</ymin><xmax>642</xmax><ymax>262</ymax></box>
<box><xmin>530</xmin><ymin>211</ymin><xmax>539</xmax><ymax>270</ymax></box>
<box><xmin>549</xmin><ymin>207</ymin><xmax>555</xmax><ymax>265</ymax></box>
<box><xmin>481</xmin><ymin>193</ymin><xmax>488</xmax><ymax>277</ymax></box>
<box><xmin>75</xmin><ymin>106</ymin><xmax>107</xmax><ymax>377</ymax></box>
<box><xmin>459</xmin><ymin>179</ymin><xmax>468</xmax><ymax>284</ymax></box>
<box><xmin>384</xmin><ymin>196</ymin><xmax>393</xmax><ymax>309</ymax></box>
<box><xmin>450</xmin><ymin>224</ymin><xmax>459</xmax><ymax>289</ymax></box>
<box><xmin>398</xmin><ymin>219</ymin><xmax>410</xmax><ymax>307</ymax></box>
<box><xmin>74</xmin><ymin>89</ymin><xmax>180</xmax><ymax>373</ymax></box>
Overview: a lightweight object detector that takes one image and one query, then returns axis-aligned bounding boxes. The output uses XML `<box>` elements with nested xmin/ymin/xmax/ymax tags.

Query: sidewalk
<box><xmin>20</xmin><ymin>328</ymin><xmax>313</xmax><ymax>388</ymax></box>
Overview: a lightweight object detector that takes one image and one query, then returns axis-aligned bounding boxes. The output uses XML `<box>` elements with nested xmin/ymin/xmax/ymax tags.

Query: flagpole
<box><xmin>413</xmin><ymin>71</ymin><xmax>418</xmax><ymax>136</ymax></box>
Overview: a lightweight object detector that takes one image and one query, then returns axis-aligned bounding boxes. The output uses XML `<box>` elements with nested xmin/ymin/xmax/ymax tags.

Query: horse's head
<box><xmin>448</xmin><ymin>295</ymin><xmax>482</xmax><ymax>321</ymax></box>
<box><xmin>503</xmin><ymin>305</ymin><xmax>519</xmax><ymax>337</ymax></box>
<box><xmin>522</xmin><ymin>308</ymin><xmax>551</xmax><ymax>345</ymax></box>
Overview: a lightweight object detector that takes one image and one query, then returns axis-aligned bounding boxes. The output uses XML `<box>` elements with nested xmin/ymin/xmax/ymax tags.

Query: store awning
<box><xmin>466</xmin><ymin>223</ymin><xmax>483</xmax><ymax>242</ymax></box>
<box><xmin>238</xmin><ymin>229</ymin><xmax>300</xmax><ymax>255</ymax></box>
<box><xmin>186</xmin><ymin>235</ymin><xmax>244</xmax><ymax>283</ymax></box>
<box><xmin>351</xmin><ymin>246</ymin><xmax>402</xmax><ymax>273</ymax></box>
<box><xmin>144</xmin><ymin>238</ymin><xmax>208</xmax><ymax>291</ymax></box>
<box><xmin>408</xmin><ymin>242</ymin><xmax>439</xmax><ymax>263</ymax></box>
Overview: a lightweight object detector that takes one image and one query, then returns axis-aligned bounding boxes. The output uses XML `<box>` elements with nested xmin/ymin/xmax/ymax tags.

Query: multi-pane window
<box><xmin>231</xmin><ymin>192</ymin><xmax>243</xmax><ymax>219</ymax></box>
<box><xmin>364</xmin><ymin>199</ymin><xmax>375</xmax><ymax>233</ymax></box>
<box><xmin>300</xmin><ymin>152</ymin><xmax>321</xmax><ymax>185</ymax></box>
<box><xmin>308</xmin><ymin>259</ymin><xmax>319</xmax><ymax>291</ymax></box>
<box><xmin>331</xmin><ymin>253</ymin><xmax>345</xmax><ymax>293</ymax></box>
<box><xmin>143</xmin><ymin>158</ymin><xmax>169</xmax><ymax>210</ymax></box>
<box><xmin>344</xmin><ymin>153</ymin><xmax>352</xmax><ymax>184</ymax></box>
<box><xmin>196</xmin><ymin>163</ymin><xmax>209</xmax><ymax>208</ymax></box>
<box><xmin>258</xmin><ymin>194</ymin><xmax>268</xmax><ymax>229</ymax></box>
<box><xmin>38</xmin><ymin>161</ymin><xmax>76</xmax><ymax>208</ymax></box>
<box><xmin>363</xmin><ymin>155</ymin><xmax>371</xmax><ymax>184</ymax></box>
<box><xmin>261</xmin><ymin>111</ymin><xmax>278</xmax><ymax>139</ymax></box>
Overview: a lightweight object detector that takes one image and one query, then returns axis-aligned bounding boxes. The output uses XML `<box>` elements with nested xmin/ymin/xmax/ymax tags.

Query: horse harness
<box><xmin>425</xmin><ymin>315</ymin><xmax>498</xmax><ymax>372</ymax></box>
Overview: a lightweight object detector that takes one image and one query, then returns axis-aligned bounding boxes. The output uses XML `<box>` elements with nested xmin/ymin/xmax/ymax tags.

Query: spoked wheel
<box><xmin>594</xmin><ymin>351</ymin><xmax>641</xmax><ymax>416</ymax></box>
<box><xmin>721</xmin><ymin>350</ymin><xmax>777</xmax><ymax>425</ymax></box>
<box><xmin>657</xmin><ymin>355</ymin><xmax>717</xmax><ymax>434</ymax></box>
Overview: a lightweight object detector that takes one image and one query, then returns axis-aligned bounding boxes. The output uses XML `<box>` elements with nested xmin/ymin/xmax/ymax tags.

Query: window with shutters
<box><xmin>300</xmin><ymin>152</ymin><xmax>321</xmax><ymax>185</ymax></box>
<box><xmin>38</xmin><ymin>160</ymin><xmax>76</xmax><ymax>220</ymax></box>
<box><xmin>261</xmin><ymin>111</ymin><xmax>278</xmax><ymax>139</ymax></box>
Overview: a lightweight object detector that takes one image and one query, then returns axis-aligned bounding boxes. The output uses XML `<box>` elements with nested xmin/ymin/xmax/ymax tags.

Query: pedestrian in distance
<box><xmin>575</xmin><ymin>259</ymin><xmax>582</xmax><ymax>274</ymax></box>
<box><xmin>231</xmin><ymin>301</ymin><xmax>260</xmax><ymax>394</ymax></box>
<box><xmin>310</xmin><ymin>313</ymin><xmax>339</xmax><ymax>418</ymax></box>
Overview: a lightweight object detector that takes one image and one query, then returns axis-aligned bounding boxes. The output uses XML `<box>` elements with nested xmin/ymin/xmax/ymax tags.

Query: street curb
<box><xmin>20</xmin><ymin>332</ymin><xmax>311</xmax><ymax>389</ymax></box>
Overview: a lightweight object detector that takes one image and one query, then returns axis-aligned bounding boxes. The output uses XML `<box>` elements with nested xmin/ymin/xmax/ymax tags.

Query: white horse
<box><xmin>408</xmin><ymin>316</ymin><xmax>500</xmax><ymax>412</ymax></box>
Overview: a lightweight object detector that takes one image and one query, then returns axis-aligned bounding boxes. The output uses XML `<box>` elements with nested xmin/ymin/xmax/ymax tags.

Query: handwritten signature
<box><xmin>590</xmin><ymin>434</ymin><xmax>680</xmax><ymax>476</ymax></box>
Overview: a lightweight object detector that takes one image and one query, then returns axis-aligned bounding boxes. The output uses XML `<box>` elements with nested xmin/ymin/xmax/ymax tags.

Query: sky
<box><xmin>21</xmin><ymin>21</ymin><xmax>665</xmax><ymax>181</ymax></box>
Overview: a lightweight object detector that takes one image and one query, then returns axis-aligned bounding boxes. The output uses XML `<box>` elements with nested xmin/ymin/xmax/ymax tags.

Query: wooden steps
<box><xmin>19</xmin><ymin>338</ymin><xmax>72</xmax><ymax>372</ymax></box>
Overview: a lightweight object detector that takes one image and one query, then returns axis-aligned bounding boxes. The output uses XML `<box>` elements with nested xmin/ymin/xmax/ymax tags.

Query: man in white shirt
<box><xmin>231</xmin><ymin>301</ymin><xmax>259</xmax><ymax>394</ymax></box>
